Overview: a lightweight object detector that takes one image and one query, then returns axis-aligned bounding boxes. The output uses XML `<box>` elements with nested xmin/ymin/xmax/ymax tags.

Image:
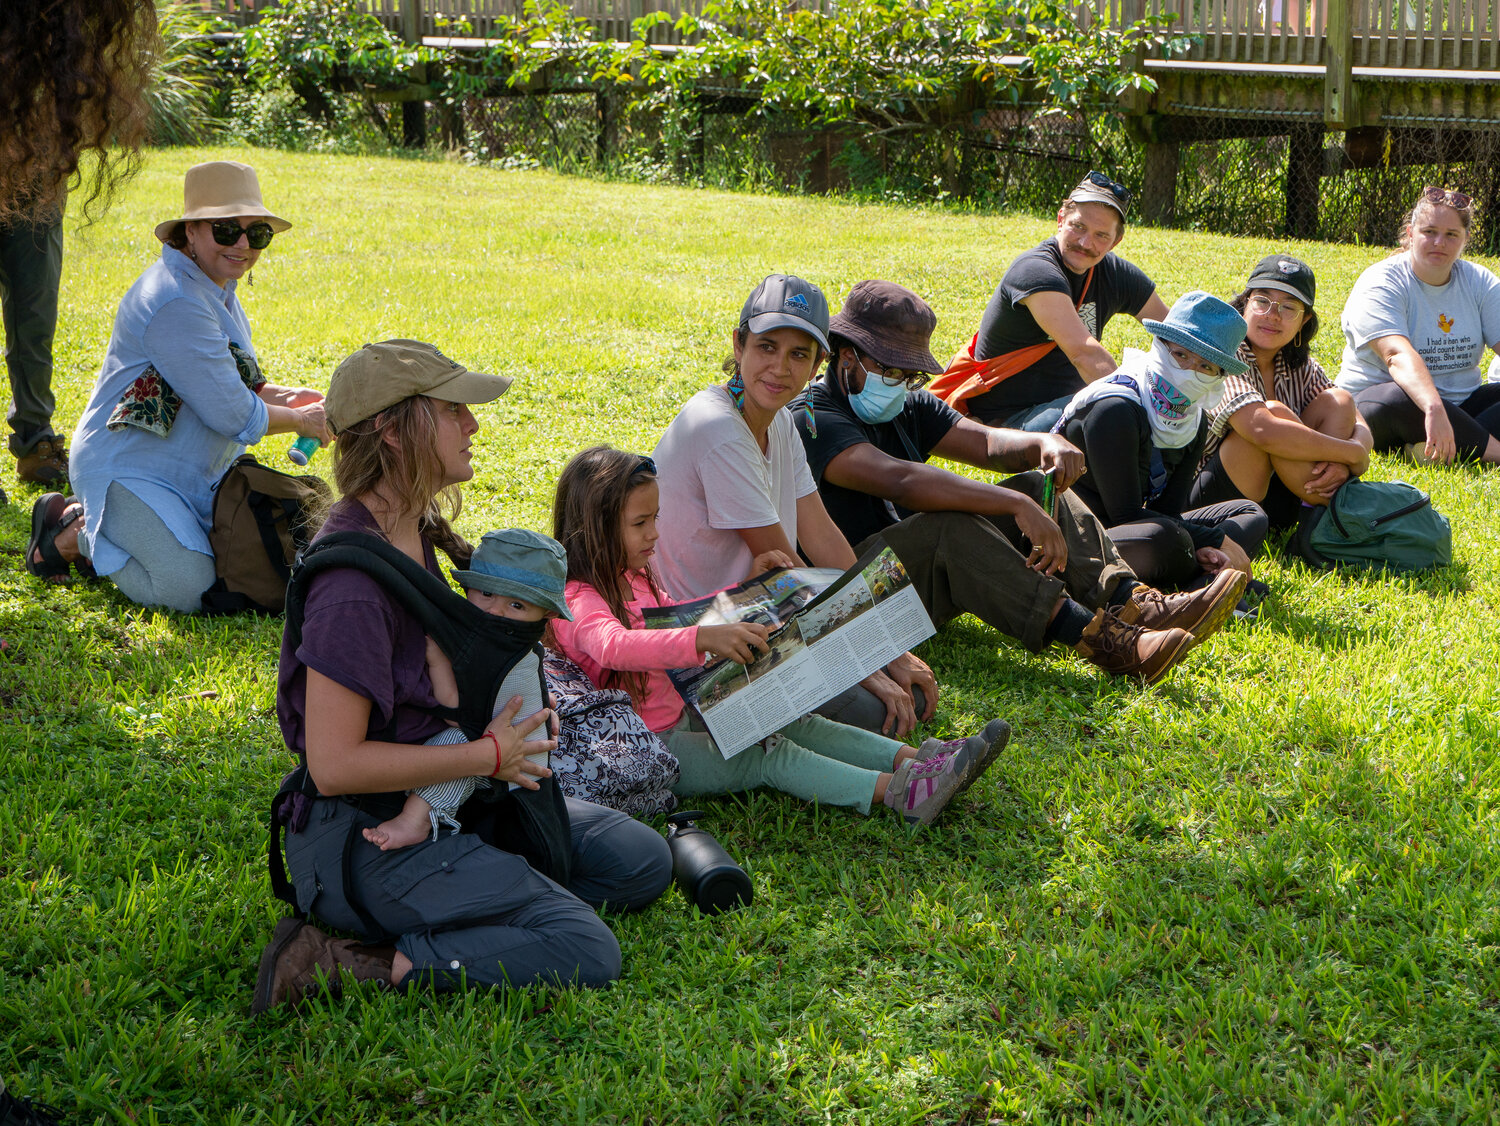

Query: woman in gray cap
<box><xmin>1191</xmin><ymin>255</ymin><xmax>1372</xmax><ymax>530</ymax></box>
<box><xmin>26</xmin><ymin>160</ymin><xmax>330</xmax><ymax>611</ymax></box>
<box><xmin>255</xmin><ymin>339</ymin><xmax>670</xmax><ymax>1013</ymax></box>
<box><xmin>650</xmin><ymin>273</ymin><xmax>938</xmax><ymax>738</ymax></box>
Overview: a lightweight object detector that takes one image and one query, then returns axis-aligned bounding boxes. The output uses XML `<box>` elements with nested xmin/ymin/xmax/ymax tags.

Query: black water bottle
<box><xmin>665</xmin><ymin>810</ymin><xmax>753</xmax><ymax>915</ymax></box>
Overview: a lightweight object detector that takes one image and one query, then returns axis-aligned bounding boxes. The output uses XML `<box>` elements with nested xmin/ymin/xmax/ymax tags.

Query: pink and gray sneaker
<box><xmin>916</xmin><ymin>717</ymin><xmax>1011</xmax><ymax>795</ymax></box>
<box><xmin>884</xmin><ymin>750</ymin><xmax>967</xmax><ymax>826</ymax></box>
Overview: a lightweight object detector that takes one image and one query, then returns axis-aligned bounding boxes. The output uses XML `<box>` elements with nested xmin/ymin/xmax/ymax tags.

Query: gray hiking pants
<box><xmin>0</xmin><ymin>210</ymin><xmax>65</xmax><ymax>456</ymax></box>
<box><xmin>285</xmin><ymin>794</ymin><xmax>672</xmax><ymax>991</ymax></box>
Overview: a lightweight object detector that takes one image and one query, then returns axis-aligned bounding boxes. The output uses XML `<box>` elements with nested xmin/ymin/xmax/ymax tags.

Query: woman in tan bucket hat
<box><xmin>26</xmin><ymin>160</ymin><xmax>330</xmax><ymax>612</ymax></box>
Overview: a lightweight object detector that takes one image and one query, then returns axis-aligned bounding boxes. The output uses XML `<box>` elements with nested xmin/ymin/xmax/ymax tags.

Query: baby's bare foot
<box><xmin>361</xmin><ymin>808</ymin><xmax>432</xmax><ymax>852</ymax></box>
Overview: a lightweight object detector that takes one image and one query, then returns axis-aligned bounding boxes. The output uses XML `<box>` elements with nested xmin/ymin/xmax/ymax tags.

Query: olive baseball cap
<box><xmin>740</xmin><ymin>274</ymin><xmax>831</xmax><ymax>352</ymax></box>
<box><xmin>450</xmin><ymin>528</ymin><xmax>573</xmax><ymax>620</ymax></box>
<box><xmin>324</xmin><ymin>339</ymin><xmax>511</xmax><ymax>435</ymax></box>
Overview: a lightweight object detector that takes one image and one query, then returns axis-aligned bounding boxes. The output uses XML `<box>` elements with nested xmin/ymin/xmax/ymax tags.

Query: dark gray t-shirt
<box><xmin>969</xmin><ymin>239</ymin><xmax>1156</xmax><ymax>423</ymax></box>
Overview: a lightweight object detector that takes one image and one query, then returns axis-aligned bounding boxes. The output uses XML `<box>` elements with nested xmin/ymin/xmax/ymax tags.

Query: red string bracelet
<box><xmin>484</xmin><ymin>730</ymin><xmax>503</xmax><ymax>777</ymax></box>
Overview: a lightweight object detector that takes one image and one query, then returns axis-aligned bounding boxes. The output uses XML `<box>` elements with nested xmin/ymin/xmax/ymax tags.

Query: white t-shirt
<box><xmin>1337</xmin><ymin>255</ymin><xmax>1500</xmax><ymax>402</ymax></box>
<box><xmin>652</xmin><ymin>384</ymin><xmax>818</xmax><ymax>601</ymax></box>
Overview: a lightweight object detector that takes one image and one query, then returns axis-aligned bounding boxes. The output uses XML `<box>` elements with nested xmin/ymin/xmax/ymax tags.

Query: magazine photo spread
<box><xmin>642</xmin><ymin>543</ymin><xmax>935</xmax><ymax>757</ymax></box>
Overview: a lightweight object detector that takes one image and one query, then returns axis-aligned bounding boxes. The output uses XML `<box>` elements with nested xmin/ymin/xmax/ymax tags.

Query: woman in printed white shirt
<box><xmin>1335</xmin><ymin>186</ymin><xmax>1500</xmax><ymax>465</ymax></box>
<box><xmin>1192</xmin><ymin>255</ymin><xmax>1373</xmax><ymax>530</ymax></box>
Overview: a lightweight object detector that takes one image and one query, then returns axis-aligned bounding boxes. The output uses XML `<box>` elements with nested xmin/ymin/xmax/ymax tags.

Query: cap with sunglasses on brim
<box><xmin>154</xmin><ymin>160</ymin><xmax>291</xmax><ymax>243</ymax></box>
<box><xmin>324</xmin><ymin>338</ymin><xmax>512</xmax><ymax>435</ymax></box>
<box><xmin>740</xmin><ymin>274</ymin><xmax>831</xmax><ymax>352</ymax></box>
<box><xmin>450</xmin><ymin>528</ymin><xmax>573</xmax><ymax>621</ymax></box>
<box><xmin>828</xmin><ymin>280</ymin><xmax>942</xmax><ymax>375</ymax></box>
<box><xmin>1065</xmin><ymin>170</ymin><xmax>1132</xmax><ymax>220</ymax></box>
<box><xmin>1245</xmin><ymin>254</ymin><xmax>1315</xmax><ymax>309</ymax></box>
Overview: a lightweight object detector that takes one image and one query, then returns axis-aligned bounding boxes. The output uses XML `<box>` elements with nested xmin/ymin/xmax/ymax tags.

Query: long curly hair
<box><xmin>552</xmin><ymin>445</ymin><xmax>662</xmax><ymax>707</ymax></box>
<box><xmin>0</xmin><ymin>0</ymin><xmax>157</xmax><ymax>223</ymax></box>
<box><xmin>329</xmin><ymin>396</ymin><xmax>474</xmax><ymax>568</ymax></box>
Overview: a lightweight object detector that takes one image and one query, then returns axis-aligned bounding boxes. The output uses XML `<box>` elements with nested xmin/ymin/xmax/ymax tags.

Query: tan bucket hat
<box><xmin>324</xmin><ymin>339</ymin><xmax>512</xmax><ymax>435</ymax></box>
<box><xmin>153</xmin><ymin>160</ymin><xmax>291</xmax><ymax>243</ymax></box>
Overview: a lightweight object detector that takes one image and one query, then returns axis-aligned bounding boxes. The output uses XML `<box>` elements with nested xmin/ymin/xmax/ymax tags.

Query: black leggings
<box><xmin>1191</xmin><ymin>450</ymin><xmax>1304</xmax><ymax>531</ymax></box>
<box><xmin>1107</xmin><ymin>500</ymin><xmax>1269</xmax><ymax>591</ymax></box>
<box><xmin>1354</xmin><ymin>381</ymin><xmax>1500</xmax><ymax>459</ymax></box>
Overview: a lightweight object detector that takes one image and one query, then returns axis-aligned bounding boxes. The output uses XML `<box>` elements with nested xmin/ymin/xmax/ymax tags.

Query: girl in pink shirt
<box><xmin>548</xmin><ymin>445</ymin><xmax>1007</xmax><ymax>827</ymax></box>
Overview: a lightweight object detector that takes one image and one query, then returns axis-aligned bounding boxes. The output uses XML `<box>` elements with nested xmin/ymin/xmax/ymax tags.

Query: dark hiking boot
<box><xmin>16</xmin><ymin>440</ymin><xmax>69</xmax><ymax>487</ymax></box>
<box><xmin>1074</xmin><ymin>608</ymin><xmax>1194</xmax><ymax>687</ymax></box>
<box><xmin>250</xmin><ymin>916</ymin><xmax>395</xmax><ymax>1015</ymax></box>
<box><xmin>1118</xmin><ymin>568</ymin><xmax>1248</xmax><ymax>644</ymax></box>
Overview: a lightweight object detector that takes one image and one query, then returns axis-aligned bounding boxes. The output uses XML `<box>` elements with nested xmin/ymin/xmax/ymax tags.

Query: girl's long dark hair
<box><xmin>552</xmin><ymin>445</ymin><xmax>661</xmax><ymax>706</ymax></box>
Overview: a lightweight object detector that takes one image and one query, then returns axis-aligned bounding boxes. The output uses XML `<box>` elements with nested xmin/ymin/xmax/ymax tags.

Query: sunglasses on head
<box><xmin>1083</xmin><ymin>170</ymin><xmax>1133</xmax><ymax>206</ymax></box>
<box><xmin>208</xmin><ymin>219</ymin><xmax>276</xmax><ymax>250</ymax></box>
<box><xmin>1422</xmin><ymin>186</ymin><xmax>1472</xmax><ymax>211</ymax></box>
<box><xmin>633</xmin><ymin>455</ymin><xmax>657</xmax><ymax>476</ymax></box>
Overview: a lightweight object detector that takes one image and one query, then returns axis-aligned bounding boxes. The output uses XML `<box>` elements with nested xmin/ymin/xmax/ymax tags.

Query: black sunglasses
<box><xmin>633</xmin><ymin>455</ymin><xmax>657</xmax><ymax>476</ymax></box>
<box><xmin>1083</xmin><ymin>170</ymin><xmax>1133</xmax><ymax>206</ymax></box>
<box><xmin>1422</xmin><ymin>186</ymin><xmax>1472</xmax><ymax>211</ymax></box>
<box><xmin>209</xmin><ymin>219</ymin><xmax>276</xmax><ymax>250</ymax></box>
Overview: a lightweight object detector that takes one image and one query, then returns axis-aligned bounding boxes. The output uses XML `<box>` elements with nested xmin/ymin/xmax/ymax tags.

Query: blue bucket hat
<box><xmin>450</xmin><ymin>528</ymin><xmax>573</xmax><ymax>620</ymax></box>
<box><xmin>1141</xmin><ymin>290</ymin><xmax>1250</xmax><ymax>376</ymax></box>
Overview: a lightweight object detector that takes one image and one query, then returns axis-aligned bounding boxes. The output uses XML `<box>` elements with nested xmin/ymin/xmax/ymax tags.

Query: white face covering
<box><xmin>1134</xmin><ymin>338</ymin><xmax>1226</xmax><ymax>448</ymax></box>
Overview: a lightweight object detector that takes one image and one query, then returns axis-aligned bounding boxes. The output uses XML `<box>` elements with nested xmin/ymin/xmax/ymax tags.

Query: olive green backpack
<box><xmin>1294</xmin><ymin>479</ymin><xmax>1451</xmax><ymax>573</ymax></box>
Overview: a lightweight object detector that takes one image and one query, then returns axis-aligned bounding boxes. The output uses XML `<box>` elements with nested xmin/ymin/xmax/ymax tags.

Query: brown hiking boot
<box><xmin>1073</xmin><ymin>608</ymin><xmax>1194</xmax><ymax>687</ymax></box>
<box><xmin>250</xmin><ymin>916</ymin><xmax>395</xmax><ymax>1015</ymax></box>
<box><xmin>16</xmin><ymin>439</ymin><xmax>69</xmax><ymax>486</ymax></box>
<box><xmin>1117</xmin><ymin>568</ymin><xmax>1248</xmax><ymax>644</ymax></box>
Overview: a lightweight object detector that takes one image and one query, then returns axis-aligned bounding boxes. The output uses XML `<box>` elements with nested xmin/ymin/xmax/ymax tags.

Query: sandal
<box><xmin>26</xmin><ymin>492</ymin><xmax>91</xmax><ymax>580</ymax></box>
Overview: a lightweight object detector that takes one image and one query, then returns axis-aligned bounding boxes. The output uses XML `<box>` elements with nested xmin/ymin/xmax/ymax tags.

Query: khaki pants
<box><xmin>860</xmin><ymin>470</ymin><xmax>1134</xmax><ymax>653</ymax></box>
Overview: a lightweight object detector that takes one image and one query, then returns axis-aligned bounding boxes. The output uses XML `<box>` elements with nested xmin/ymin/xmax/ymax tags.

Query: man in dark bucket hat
<box><xmin>792</xmin><ymin>280</ymin><xmax>1248</xmax><ymax>686</ymax></box>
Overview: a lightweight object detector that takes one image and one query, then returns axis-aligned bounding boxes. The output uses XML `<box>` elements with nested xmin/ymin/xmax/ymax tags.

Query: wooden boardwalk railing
<box><xmin>197</xmin><ymin>0</ymin><xmax>1499</xmax><ymax>68</ymax></box>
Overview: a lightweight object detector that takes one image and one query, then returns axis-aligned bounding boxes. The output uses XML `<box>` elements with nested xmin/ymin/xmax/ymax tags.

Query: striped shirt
<box><xmin>1202</xmin><ymin>342</ymin><xmax>1332</xmax><ymax>464</ymax></box>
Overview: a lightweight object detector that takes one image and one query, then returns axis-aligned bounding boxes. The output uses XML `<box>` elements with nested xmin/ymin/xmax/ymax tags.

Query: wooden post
<box><xmin>1324</xmin><ymin>0</ymin><xmax>1356</xmax><ymax>127</ymax></box>
<box><xmin>399</xmin><ymin>0</ymin><xmax>428</xmax><ymax>149</ymax></box>
<box><xmin>596</xmin><ymin>90</ymin><xmax>618</xmax><ymax>165</ymax></box>
<box><xmin>1141</xmin><ymin>140</ymin><xmax>1180</xmax><ymax>225</ymax></box>
<box><xmin>1285</xmin><ymin>122</ymin><xmax>1322</xmax><ymax>238</ymax></box>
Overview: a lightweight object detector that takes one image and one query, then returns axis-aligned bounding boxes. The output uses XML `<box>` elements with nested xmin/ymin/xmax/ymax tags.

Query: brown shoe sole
<box><xmin>1178</xmin><ymin>570</ymin><xmax>1248</xmax><ymax>644</ymax></box>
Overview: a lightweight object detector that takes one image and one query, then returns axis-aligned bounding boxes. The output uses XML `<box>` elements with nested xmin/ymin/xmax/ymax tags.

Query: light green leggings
<box><xmin>664</xmin><ymin>713</ymin><xmax>901</xmax><ymax>815</ymax></box>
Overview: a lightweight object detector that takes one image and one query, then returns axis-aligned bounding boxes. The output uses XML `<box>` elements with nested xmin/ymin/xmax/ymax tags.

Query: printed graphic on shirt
<box><xmin>1417</xmin><ymin>313</ymin><xmax>1477</xmax><ymax>378</ymax></box>
<box><xmin>1080</xmin><ymin>301</ymin><xmax>1099</xmax><ymax>339</ymax></box>
<box><xmin>1439</xmin><ymin>313</ymin><xmax>1454</xmax><ymax>333</ymax></box>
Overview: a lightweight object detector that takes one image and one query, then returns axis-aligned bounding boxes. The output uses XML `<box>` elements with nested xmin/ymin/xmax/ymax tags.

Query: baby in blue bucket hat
<box><xmin>362</xmin><ymin>528</ymin><xmax>574</xmax><ymax>852</ymax></box>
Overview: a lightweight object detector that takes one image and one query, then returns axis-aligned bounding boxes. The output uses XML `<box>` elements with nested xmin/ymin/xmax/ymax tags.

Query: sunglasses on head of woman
<box><xmin>1422</xmin><ymin>186</ymin><xmax>1472</xmax><ymax>211</ymax></box>
<box><xmin>208</xmin><ymin>219</ymin><xmax>276</xmax><ymax>250</ymax></box>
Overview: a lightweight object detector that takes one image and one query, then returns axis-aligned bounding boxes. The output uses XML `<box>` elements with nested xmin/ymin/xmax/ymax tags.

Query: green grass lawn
<box><xmin>4</xmin><ymin>148</ymin><xmax>1500</xmax><ymax>1124</ymax></box>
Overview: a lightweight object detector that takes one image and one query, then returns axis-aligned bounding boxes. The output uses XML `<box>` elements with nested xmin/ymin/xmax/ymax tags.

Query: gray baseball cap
<box><xmin>739</xmin><ymin>274</ymin><xmax>831</xmax><ymax>352</ymax></box>
<box><xmin>450</xmin><ymin>528</ymin><xmax>573</xmax><ymax>620</ymax></box>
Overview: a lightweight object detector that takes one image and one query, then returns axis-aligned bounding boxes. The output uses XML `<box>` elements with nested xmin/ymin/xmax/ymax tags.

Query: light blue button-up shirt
<box><xmin>70</xmin><ymin>245</ymin><xmax>270</xmax><ymax>576</ymax></box>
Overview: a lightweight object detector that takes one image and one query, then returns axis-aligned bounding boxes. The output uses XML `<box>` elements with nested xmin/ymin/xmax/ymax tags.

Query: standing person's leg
<box><xmin>0</xmin><ymin>212</ymin><xmax>68</xmax><ymax>484</ymax></box>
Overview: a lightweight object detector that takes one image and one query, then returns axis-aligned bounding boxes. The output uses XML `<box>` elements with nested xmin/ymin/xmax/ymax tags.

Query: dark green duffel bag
<box><xmin>1294</xmin><ymin>479</ymin><xmax>1451</xmax><ymax>573</ymax></box>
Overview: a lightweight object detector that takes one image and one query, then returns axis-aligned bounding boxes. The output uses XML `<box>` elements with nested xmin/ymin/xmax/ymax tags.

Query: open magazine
<box><xmin>642</xmin><ymin>542</ymin><xmax>935</xmax><ymax>757</ymax></box>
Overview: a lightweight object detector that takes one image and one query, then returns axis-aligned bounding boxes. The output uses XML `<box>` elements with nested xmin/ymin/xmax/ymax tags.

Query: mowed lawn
<box><xmin>3</xmin><ymin>148</ymin><xmax>1500</xmax><ymax>1124</ymax></box>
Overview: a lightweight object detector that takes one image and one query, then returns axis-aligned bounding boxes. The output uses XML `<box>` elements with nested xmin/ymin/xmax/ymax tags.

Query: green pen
<box><xmin>1041</xmin><ymin>467</ymin><xmax>1057</xmax><ymax>520</ymax></box>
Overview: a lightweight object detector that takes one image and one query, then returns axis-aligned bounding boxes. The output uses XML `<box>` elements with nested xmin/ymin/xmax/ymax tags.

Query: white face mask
<box><xmin>1147</xmin><ymin>338</ymin><xmax>1225</xmax><ymax>417</ymax></box>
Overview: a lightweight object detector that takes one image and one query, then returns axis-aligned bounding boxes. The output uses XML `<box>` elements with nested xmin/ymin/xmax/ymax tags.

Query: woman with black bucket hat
<box><xmin>1191</xmin><ymin>255</ymin><xmax>1372</xmax><ymax>530</ymax></box>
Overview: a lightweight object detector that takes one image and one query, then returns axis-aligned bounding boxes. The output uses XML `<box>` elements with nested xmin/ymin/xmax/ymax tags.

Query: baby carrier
<box><xmin>267</xmin><ymin>531</ymin><xmax>572</xmax><ymax>935</ymax></box>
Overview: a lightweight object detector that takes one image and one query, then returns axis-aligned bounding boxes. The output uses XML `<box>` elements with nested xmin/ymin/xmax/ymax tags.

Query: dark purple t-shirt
<box><xmin>276</xmin><ymin>499</ymin><xmax>448</xmax><ymax>757</ymax></box>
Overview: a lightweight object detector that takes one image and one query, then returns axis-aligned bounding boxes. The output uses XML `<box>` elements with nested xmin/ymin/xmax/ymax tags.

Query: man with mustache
<box><xmin>942</xmin><ymin>172</ymin><xmax>1170</xmax><ymax>434</ymax></box>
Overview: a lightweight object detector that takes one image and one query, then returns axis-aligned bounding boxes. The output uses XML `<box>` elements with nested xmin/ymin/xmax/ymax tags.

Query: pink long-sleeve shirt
<box><xmin>550</xmin><ymin>571</ymin><xmax>705</xmax><ymax>734</ymax></box>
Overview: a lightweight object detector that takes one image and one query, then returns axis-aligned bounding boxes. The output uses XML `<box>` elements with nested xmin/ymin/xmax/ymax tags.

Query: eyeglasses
<box><xmin>1247</xmin><ymin>294</ymin><xmax>1306</xmax><ymax>319</ymax></box>
<box><xmin>209</xmin><ymin>219</ymin><xmax>276</xmax><ymax>250</ymax></box>
<box><xmin>1082</xmin><ymin>170</ymin><xmax>1133</xmax><ymax>207</ymax></box>
<box><xmin>1422</xmin><ymin>186</ymin><xmax>1472</xmax><ymax>211</ymax></box>
<box><xmin>860</xmin><ymin>353</ymin><xmax>930</xmax><ymax>391</ymax></box>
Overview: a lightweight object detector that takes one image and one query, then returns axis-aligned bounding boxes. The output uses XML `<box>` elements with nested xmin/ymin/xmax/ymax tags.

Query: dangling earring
<box><xmin>727</xmin><ymin>361</ymin><xmax>745</xmax><ymax>411</ymax></box>
<box><xmin>248</xmin><ymin>269</ymin><xmax>254</xmax><ymax>287</ymax></box>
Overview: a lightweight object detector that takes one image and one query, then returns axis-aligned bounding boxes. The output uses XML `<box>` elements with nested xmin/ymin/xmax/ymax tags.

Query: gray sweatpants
<box><xmin>284</xmin><ymin>794</ymin><xmax>672</xmax><ymax>991</ymax></box>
